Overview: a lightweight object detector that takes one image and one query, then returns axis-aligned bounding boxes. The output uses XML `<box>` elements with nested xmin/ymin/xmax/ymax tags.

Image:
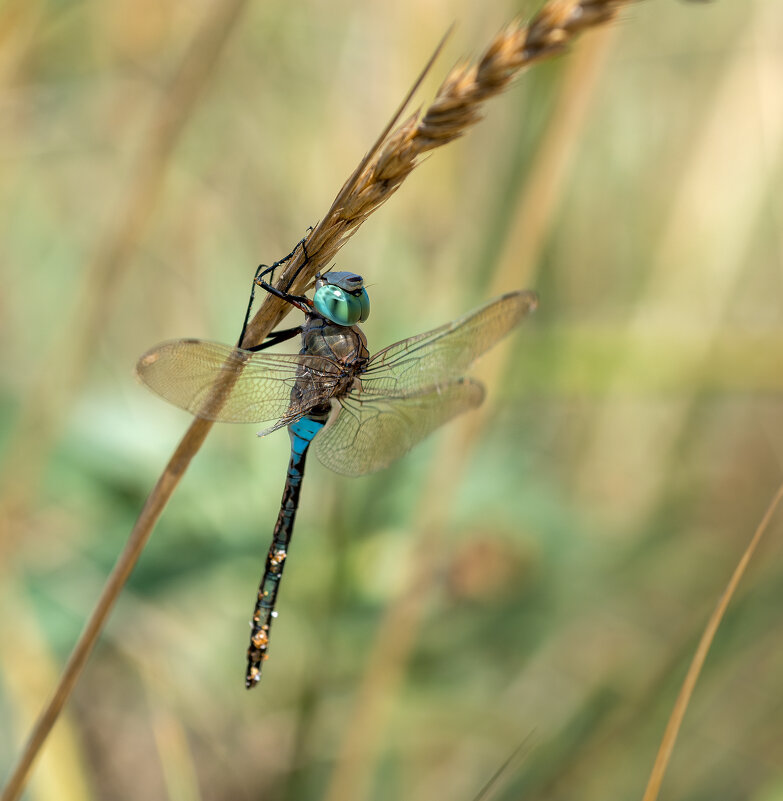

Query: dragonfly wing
<box><xmin>312</xmin><ymin>378</ymin><xmax>485</xmax><ymax>476</ymax></box>
<box><xmin>135</xmin><ymin>339</ymin><xmax>341</xmax><ymax>426</ymax></box>
<box><xmin>362</xmin><ymin>290</ymin><xmax>537</xmax><ymax>396</ymax></box>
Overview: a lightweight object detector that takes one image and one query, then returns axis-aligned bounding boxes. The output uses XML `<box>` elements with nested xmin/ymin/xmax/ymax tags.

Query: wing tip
<box><xmin>465</xmin><ymin>377</ymin><xmax>486</xmax><ymax>407</ymax></box>
<box><xmin>500</xmin><ymin>289</ymin><xmax>539</xmax><ymax>315</ymax></box>
<box><xmin>134</xmin><ymin>339</ymin><xmax>193</xmax><ymax>382</ymax></box>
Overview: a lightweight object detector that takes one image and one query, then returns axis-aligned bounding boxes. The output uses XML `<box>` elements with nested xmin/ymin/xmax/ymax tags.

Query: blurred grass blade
<box><xmin>0</xmin><ymin>0</ymin><xmax>252</xmax><ymax>520</ymax></box>
<box><xmin>0</xmin><ymin>1</ymin><xmax>254</xmax><ymax>797</ymax></box>
<box><xmin>239</xmin><ymin>27</ymin><xmax>452</xmax><ymax>349</ymax></box>
<box><xmin>147</xmin><ymin>691</ymin><xmax>202</xmax><ymax>801</ymax></box>
<box><xmin>641</xmin><ymin>480</ymin><xmax>783</xmax><ymax>801</ymax></box>
<box><xmin>0</xmin><ymin>587</ymin><xmax>94</xmax><ymax>801</ymax></box>
<box><xmin>0</xmin><ymin>418</ymin><xmax>215</xmax><ymax>801</ymax></box>
<box><xmin>322</xmin><ymin>18</ymin><xmax>623</xmax><ymax>801</ymax></box>
<box><xmin>471</xmin><ymin>734</ymin><xmax>534</xmax><ymax>801</ymax></box>
<box><xmin>576</xmin><ymin>0</ymin><xmax>783</xmax><ymax>531</ymax></box>
<box><xmin>242</xmin><ymin>0</ymin><xmax>637</xmax><ymax>349</ymax></box>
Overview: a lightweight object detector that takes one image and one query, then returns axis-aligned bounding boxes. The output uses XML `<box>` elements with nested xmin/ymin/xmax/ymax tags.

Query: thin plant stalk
<box><xmin>576</xmin><ymin>0</ymin><xmax>783</xmax><ymax>531</ymax></box>
<box><xmin>0</xmin><ymin>31</ymin><xmax>445</xmax><ymax>801</ymax></box>
<box><xmin>0</xmin><ymin>0</ymin><xmax>252</xmax><ymax>524</ymax></box>
<box><xmin>489</xmin><ymin>23</ymin><xmax>617</xmax><ymax>296</ymax></box>
<box><xmin>0</xmin><ymin>419</ymin><xmax>213</xmax><ymax>801</ymax></box>
<box><xmin>641</xmin><ymin>480</ymin><xmax>783</xmax><ymax>801</ymax></box>
<box><xmin>2</xmin><ymin>2</ymin><xmax>635</xmax><ymax>798</ymax></box>
<box><xmin>2</xmin><ymin>0</ymin><xmax>253</xmax><ymax>795</ymax></box>
<box><xmin>241</xmin><ymin>0</ymin><xmax>634</xmax><ymax>348</ymax></box>
<box><xmin>322</xmin><ymin>25</ymin><xmax>620</xmax><ymax>801</ymax></box>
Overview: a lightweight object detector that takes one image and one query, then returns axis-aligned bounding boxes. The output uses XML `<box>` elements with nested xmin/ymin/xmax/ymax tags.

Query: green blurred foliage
<box><xmin>1</xmin><ymin>1</ymin><xmax>782</xmax><ymax>800</ymax></box>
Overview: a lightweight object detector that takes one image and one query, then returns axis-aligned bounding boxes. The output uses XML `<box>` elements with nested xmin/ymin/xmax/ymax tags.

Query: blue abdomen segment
<box><xmin>289</xmin><ymin>417</ymin><xmax>325</xmax><ymax>456</ymax></box>
<box><xmin>245</xmin><ymin>415</ymin><xmax>325</xmax><ymax>687</ymax></box>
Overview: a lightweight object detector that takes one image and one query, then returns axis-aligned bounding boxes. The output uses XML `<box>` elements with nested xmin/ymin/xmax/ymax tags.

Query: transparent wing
<box><xmin>135</xmin><ymin>339</ymin><xmax>341</xmax><ymax>426</ymax></box>
<box><xmin>312</xmin><ymin>379</ymin><xmax>485</xmax><ymax>476</ymax></box>
<box><xmin>361</xmin><ymin>290</ymin><xmax>537</xmax><ymax>397</ymax></box>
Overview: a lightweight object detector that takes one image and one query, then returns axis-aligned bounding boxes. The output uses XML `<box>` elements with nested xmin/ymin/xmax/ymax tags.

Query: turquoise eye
<box><xmin>357</xmin><ymin>288</ymin><xmax>370</xmax><ymax>322</ymax></box>
<box><xmin>313</xmin><ymin>285</ymin><xmax>370</xmax><ymax>326</ymax></box>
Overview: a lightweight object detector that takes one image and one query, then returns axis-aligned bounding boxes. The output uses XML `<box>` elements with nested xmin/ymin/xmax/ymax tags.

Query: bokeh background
<box><xmin>2</xmin><ymin>1</ymin><xmax>782</xmax><ymax>799</ymax></box>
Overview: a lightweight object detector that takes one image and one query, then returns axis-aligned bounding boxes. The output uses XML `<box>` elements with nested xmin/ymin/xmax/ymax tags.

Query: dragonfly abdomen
<box><xmin>245</xmin><ymin>416</ymin><xmax>325</xmax><ymax>688</ymax></box>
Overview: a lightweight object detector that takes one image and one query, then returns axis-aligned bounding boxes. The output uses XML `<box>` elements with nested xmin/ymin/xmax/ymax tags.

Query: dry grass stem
<box><xmin>0</xmin><ymin>419</ymin><xmax>214</xmax><ymax>801</ymax></box>
<box><xmin>0</xmin><ymin>0</ymin><xmax>252</xmax><ymax>525</ymax></box>
<box><xmin>641</xmin><ymin>480</ymin><xmax>783</xmax><ymax>801</ymax></box>
<box><xmin>241</xmin><ymin>0</ymin><xmax>633</xmax><ymax>347</ymax></box>
<box><xmin>2</xmin><ymin>3</ymin><xmax>636</xmax><ymax>798</ymax></box>
<box><xmin>576</xmin><ymin>0</ymin><xmax>783</xmax><ymax>531</ymax></box>
<box><xmin>489</xmin><ymin>23</ymin><xmax>617</xmax><ymax>296</ymax></box>
<box><xmin>0</xmin><ymin>0</ymin><xmax>250</xmax><ymax>794</ymax></box>
<box><xmin>322</xmin><ymin>21</ymin><xmax>622</xmax><ymax>801</ymax></box>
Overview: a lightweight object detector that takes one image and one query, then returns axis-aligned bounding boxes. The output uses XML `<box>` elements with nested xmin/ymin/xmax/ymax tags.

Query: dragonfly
<box><xmin>136</xmin><ymin>255</ymin><xmax>537</xmax><ymax>688</ymax></box>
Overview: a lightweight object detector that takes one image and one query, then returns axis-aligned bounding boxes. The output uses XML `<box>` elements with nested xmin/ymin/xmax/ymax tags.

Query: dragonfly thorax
<box><xmin>300</xmin><ymin>314</ymin><xmax>369</xmax><ymax>368</ymax></box>
<box><xmin>313</xmin><ymin>271</ymin><xmax>370</xmax><ymax>326</ymax></box>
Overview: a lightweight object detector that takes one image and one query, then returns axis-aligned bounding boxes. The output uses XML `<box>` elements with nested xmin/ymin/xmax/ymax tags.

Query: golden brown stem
<box><xmin>2</xmin><ymin>2</ymin><xmax>635</xmax><ymax>798</ymax></box>
<box><xmin>241</xmin><ymin>0</ymin><xmax>633</xmax><ymax>347</ymax></box>
<box><xmin>641</xmin><ymin>481</ymin><xmax>783</xmax><ymax>801</ymax></box>
<box><xmin>0</xmin><ymin>0</ymin><xmax>253</xmax><ymax>522</ymax></box>
<box><xmin>0</xmin><ymin>0</ymin><xmax>251</xmax><ymax>795</ymax></box>
<box><xmin>1</xmin><ymin>419</ymin><xmax>213</xmax><ymax>801</ymax></box>
<box><xmin>322</xmin><ymin>24</ymin><xmax>622</xmax><ymax>801</ymax></box>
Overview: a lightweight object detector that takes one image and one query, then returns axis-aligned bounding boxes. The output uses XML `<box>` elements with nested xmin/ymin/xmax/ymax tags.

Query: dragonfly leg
<box><xmin>245</xmin><ymin>325</ymin><xmax>302</xmax><ymax>353</ymax></box>
<box><xmin>263</xmin><ymin>226</ymin><xmax>313</xmax><ymax>282</ymax></box>
<box><xmin>256</xmin><ymin>226</ymin><xmax>313</xmax><ymax>290</ymax></box>
<box><xmin>236</xmin><ymin>228</ymin><xmax>314</xmax><ymax>347</ymax></box>
<box><xmin>255</xmin><ymin>225</ymin><xmax>315</xmax><ymax>298</ymax></box>
<box><xmin>253</xmin><ymin>277</ymin><xmax>312</xmax><ymax>314</ymax></box>
<box><xmin>236</xmin><ymin>262</ymin><xmax>271</xmax><ymax>347</ymax></box>
<box><xmin>280</xmin><ymin>227</ymin><xmax>313</xmax><ymax>292</ymax></box>
<box><xmin>253</xmin><ymin>250</ymin><xmax>314</xmax><ymax>317</ymax></box>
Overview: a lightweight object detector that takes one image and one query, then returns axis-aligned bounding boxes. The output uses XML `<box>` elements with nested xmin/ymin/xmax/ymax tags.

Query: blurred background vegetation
<box><xmin>1</xmin><ymin>1</ymin><xmax>782</xmax><ymax>799</ymax></box>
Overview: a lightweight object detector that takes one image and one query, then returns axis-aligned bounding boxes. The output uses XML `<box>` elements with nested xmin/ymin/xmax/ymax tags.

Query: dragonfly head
<box><xmin>313</xmin><ymin>271</ymin><xmax>371</xmax><ymax>326</ymax></box>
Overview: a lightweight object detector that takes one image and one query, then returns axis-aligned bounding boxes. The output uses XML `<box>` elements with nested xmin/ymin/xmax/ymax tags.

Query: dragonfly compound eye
<box><xmin>313</xmin><ymin>284</ymin><xmax>370</xmax><ymax>326</ymax></box>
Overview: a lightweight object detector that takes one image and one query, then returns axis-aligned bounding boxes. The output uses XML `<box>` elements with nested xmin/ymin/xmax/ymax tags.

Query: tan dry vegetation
<box><xmin>243</xmin><ymin>0</ymin><xmax>632</xmax><ymax>347</ymax></box>
<box><xmin>1</xmin><ymin>1</ymin><xmax>782</xmax><ymax>801</ymax></box>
